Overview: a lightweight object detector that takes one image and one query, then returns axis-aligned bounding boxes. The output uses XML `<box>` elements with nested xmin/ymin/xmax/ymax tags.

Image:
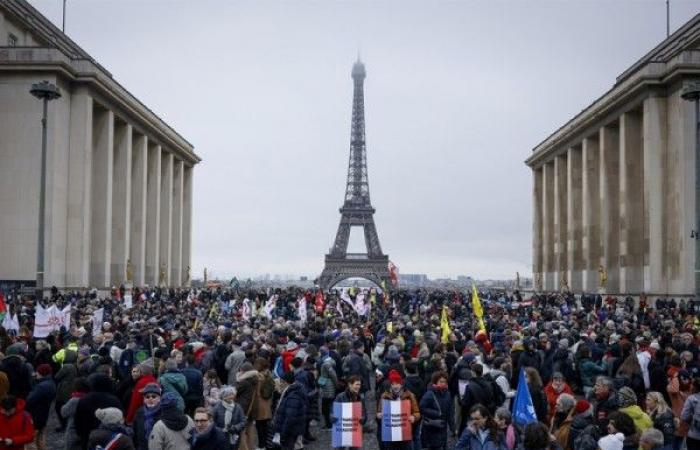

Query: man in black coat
<box><xmin>273</xmin><ymin>372</ymin><xmax>308</xmax><ymax>450</ymax></box>
<box><xmin>190</xmin><ymin>407</ymin><xmax>232</xmax><ymax>450</ymax></box>
<box><xmin>0</xmin><ymin>348</ymin><xmax>31</xmax><ymax>399</ymax></box>
<box><xmin>75</xmin><ymin>372</ymin><xmax>122</xmax><ymax>447</ymax></box>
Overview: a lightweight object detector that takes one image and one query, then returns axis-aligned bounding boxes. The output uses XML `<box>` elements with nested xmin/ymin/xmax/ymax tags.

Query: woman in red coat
<box><xmin>544</xmin><ymin>372</ymin><xmax>574</xmax><ymax>423</ymax></box>
<box><xmin>0</xmin><ymin>395</ymin><xmax>35</xmax><ymax>450</ymax></box>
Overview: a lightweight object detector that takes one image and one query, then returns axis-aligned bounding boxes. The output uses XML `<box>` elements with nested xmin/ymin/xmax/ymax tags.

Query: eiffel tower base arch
<box><xmin>318</xmin><ymin>256</ymin><xmax>390</xmax><ymax>289</ymax></box>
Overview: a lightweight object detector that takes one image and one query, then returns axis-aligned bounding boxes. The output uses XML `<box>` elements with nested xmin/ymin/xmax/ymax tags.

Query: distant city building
<box><xmin>526</xmin><ymin>13</ymin><xmax>700</xmax><ymax>297</ymax></box>
<box><xmin>0</xmin><ymin>0</ymin><xmax>200</xmax><ymax>290</ymax></box>
<box><xmin>400</xmin><ymin>273</ymin><xmax>429</xmax><ymax>285</ymax></box>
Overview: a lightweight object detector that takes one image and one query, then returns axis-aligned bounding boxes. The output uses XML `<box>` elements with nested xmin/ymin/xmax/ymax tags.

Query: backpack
<box><xmin>260</xmin><ymin>371</ymin><xmax>275</xmax><ymax>400</ymax></box>
<box><xmin>482</xmin><ymin>373</ymin><xmax>507</xmax><ymax>411</ymax></box>
<box><xmin>93</xmin><ymin>432</ymin><xmax>123</xmax><ymax>450</ymax></box>
<box><xmin>273</xmin><ymin>356</ymin><xmax>285</xmax><ymax>379</ymax></box>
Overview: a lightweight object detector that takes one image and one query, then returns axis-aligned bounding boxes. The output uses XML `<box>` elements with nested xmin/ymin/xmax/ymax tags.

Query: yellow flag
<box><xmin>472</xmin><ymin>284</ymin><xmax>486</xmax><ymax>331</ymax></box>
<box><xmin>387</xmin><ymin>321</ymin><xmax>393</xmax><ymax>333</ymax></box>
<box><xmin>208</xmin><ymin>302</ymin><xmax>219</xmax><ymax>320</ymax></box>
<box><xmin>440</xmin><ymin>306</ymin><xmax>451</xmax><ymax>344</ymax></box>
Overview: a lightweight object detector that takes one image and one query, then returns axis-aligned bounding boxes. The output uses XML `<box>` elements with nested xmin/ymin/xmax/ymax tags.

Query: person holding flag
<box><xmin>472</xmin><ymin>285</ymin><xmax>486</xmax><ymax>332</ymax></box>
<box><xmin>376</xmin><ymin>369</ymin><xmax>420</xmax><ymax>450</ymax></box>
<box><xmin>440</xmin><ymin>306</ymin><xmax>451</xmax><ymax>344</ymax></box>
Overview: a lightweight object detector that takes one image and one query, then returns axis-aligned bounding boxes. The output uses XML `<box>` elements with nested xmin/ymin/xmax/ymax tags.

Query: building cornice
<box><xmin>526</xmin><ymin>13</ymin><xmax>700</xmax><ymax>169</ymax></box>
<box><xmin>0</xmin><ymin>0</ymin><xmax>200</xmax><ymax>165</ymax></box>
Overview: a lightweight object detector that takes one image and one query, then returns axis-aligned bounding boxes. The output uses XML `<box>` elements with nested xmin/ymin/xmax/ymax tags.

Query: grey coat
<box><xmin>60</xmin><ymin>396</ymin><xmax>82</xmax><ymax>450</ymax></box>
<box><xmin>319</xmin><ymin>357</ymin><xmax>339</xmax><ymax>399</ymax></box>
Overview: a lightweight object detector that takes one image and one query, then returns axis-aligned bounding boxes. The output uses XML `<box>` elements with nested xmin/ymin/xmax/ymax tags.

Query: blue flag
<box><xmin>513</xmin><ymin>368</ymin><xmax>537</xmax><ymax>426</ymax></box>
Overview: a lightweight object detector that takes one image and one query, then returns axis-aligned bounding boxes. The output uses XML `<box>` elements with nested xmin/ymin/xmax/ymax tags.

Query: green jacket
<box><xmin>159</xmin><ymin>370</ymin><xmax>188</xmax><ymax>411</ymax></box>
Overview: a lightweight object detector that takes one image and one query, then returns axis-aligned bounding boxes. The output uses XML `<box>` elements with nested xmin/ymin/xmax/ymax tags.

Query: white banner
<box><xmin>2</xmin><ymin>313</ymin><xmax>19</xmax><ymax>332</ymax></box>
<box><xmin>264</xmin><ymin>295</ymin><xmax>276</xmax><ymax>319</ymax></box>
<box><xmin>124</xmin><ymin>294</ymin><xmax>133</xmax><ymax>310</ymax></box>
<box><xmin>92</xmin><ymin>308</ymin><xmax>104</xmax><ymax>336</ymax></box>
<box><xmin>298</xmin><ymin>297</ymin><xmax>307</xmax><ymax>324</ymax></box>
<box><xmin>242</xmin><ymin>298</ymin><xmax>251</xmax><ymax>321</ymax></box>
<box><xmin>33</xmin><ymin>304</ymin><xmax>71</xmax><ymax>338</ymax></box>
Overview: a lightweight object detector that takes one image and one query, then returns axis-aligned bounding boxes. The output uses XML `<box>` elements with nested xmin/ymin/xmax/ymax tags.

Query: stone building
<box><xmin>0</xmin><ymin>0</ymin><xmax>200</xmax><ymax>290</ymax></box>
<box><xmin>526</xmin><ymin>14</ymin><xmax>700</xmax><ymax>297</ymax></box>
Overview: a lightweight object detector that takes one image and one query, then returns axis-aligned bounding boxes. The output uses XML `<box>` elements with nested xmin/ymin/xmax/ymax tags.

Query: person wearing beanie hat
<box><xmin>133</xmin><ymin>382</ymin><xmax>162</xmax><ymax>450</ymax></box>
<box><xmin>617</xmin><ymin>387</ymin><xmax>653</xmax><ymax>433</ymax></box>
<box><xmin>377</xmin><ymin>369</ymin><xmax>420</xmax><ymax>446</ymax></box>
<box><xmin>24</xmin><ymin>362</ymin><xmax>56</xmax><ymax>450</ymax></box>
<box><xmin>211</xmin><ymin>385</ymin><xmax>246</xmax><ymax>448</ymax></box>
<box><xmin>149</xmin><ymin>392</ymin><xmax>194</xmax><ymax>450</ymax></box>
<box><xmin>126</xmin><ymin>364</ymin><xmax>158</xmax><ymax>424</ymax></box>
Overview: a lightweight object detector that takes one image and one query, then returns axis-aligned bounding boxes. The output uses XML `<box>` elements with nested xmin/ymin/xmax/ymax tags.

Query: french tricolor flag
<box><xmin>332</xmin><ymin>402</ymin><xmax>363</xmax><ymax>448</ymax></box>
<box><xmin>381</xmin><ymin>399</ymin><xmax>412</xmax><ymax>442</ymax></box>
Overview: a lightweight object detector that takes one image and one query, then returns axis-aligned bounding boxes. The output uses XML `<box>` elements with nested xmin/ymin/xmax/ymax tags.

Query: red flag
<box><xmin>0</xmin><ymin>291</ymin><xmax>6</xmax><ymax>321</ymax></box>
<box><xmin>315</xmin><ymin>290</ymin><xmax>325</xmax><ymax>314</ymax></box>
<box><xmin>388</xmin><ymin>261</ymin><xmax>399</xmax><ymax>286</ymax></box>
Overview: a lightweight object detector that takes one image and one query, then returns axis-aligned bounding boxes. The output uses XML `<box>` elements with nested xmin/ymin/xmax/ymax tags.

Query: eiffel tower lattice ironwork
<box><xmin>318</xmin><ymin>59</ymin><xmax>390</xmax><ymax>289</ymax></box>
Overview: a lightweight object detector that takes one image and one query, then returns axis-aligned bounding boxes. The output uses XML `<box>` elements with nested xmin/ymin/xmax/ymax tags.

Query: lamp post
<box><xmin>30</xmin><ymin>81</ymin><xmax>61</xmax><ymax>300</ymax></box>
<box><xmin>681</xmin><ymin>81</ymin><xmax>700</xmax><ymax>302</ymax></box>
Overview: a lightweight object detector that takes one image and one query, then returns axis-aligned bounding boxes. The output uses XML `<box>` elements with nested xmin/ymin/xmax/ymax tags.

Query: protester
<box><xmin>211</xmin><ymin>386</ymin><xmax>246</xmax><ymax>447</ymax></box>
<box><xmin>190</xmin><ymin>407</ymin><xmax>232</xmax><ymax>450</ymax></box>
<box><xmin>419</xmin><ymin>371</ymin><xmax>454</xmax><ymax>450</ymax></box>
<box><xmin>147</xmin><ymin>392</ymin><xmax>194</xmax><ymax>450</ymax></box>
<box><xmin>0</xmin><ymin>284</ymin><xmax>695</xmax><ymax>450</ymax></box>
<box><xmin>87</xmin><ymin>407</ymin><xmax>134</xmax><ymax>450</ymax></box>
<box><xmin>0</xmin><ymin>395</ymin><xmax>35</xmax><ymax>450</ymax></box>
<box><xmin>454</xmin><ymin>404</ymin><xmax>506</xmax><ymax>450</ymax></box>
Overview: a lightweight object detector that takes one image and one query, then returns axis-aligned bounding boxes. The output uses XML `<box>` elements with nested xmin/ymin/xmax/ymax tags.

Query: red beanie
<box><xmin>575</xmin><ymin>399</ymin><xmax>591</xmax><ymax>414</ymax></box>
<box><xmin>388</xmin><ymin>369</ymin><xmax>403</xmax><ymax>385</ymax></box>
<box><xmin>37</xmin><ymin>364</ymin><xmax>52</xmax><ymax>377</ymax></box>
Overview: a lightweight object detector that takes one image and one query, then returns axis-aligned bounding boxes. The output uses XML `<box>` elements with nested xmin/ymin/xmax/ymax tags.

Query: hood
<box><xmin>598</xmin><ymin>433</ymin><xmax>625</xmax><ymax>450</ymax></box>
<box><xmin>236</xmin><ymin>369</ymin><xmax>260</xmax><ymax>383</ymax></box>
<box><xmin>286</xmin><ymin>381</ymin><xmax>306</xmax><ymax>396</ymax></box>
<box><xmin>88</xmin><ymin>373</ymin><xmax>115</xmax><ymax>393</ymax></box>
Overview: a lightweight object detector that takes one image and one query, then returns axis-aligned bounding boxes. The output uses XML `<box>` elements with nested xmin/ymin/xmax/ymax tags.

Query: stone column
<box><xmin>554</xmin><ymin>153</ymin><xmax>568</xmax><ymax>290</ymax></box>
<box><xmin>171</xmin><ymin>159</ymin><xmax>184</xmax><ymax>286</ymax></box>
<box><xmin>130</xmin><ymin>134</ymin><xmax>148</xmax><ymax>286</ymax></box>
<box><xmin>111</xmin><ymin>122</ymin><xmax>132</xmax><ymax>285</ymax></box>
<box><xmin>145</xmin><ymin>144</ymin><xmax>161</xmax><ymax>286</ymax></box>
<box><xmin>159</xmin><ymin>151</ymin><xmax>174</xmax><ymax>286</ymax></box>
<box><xmin>90</xmin><ymin>108</ymin><xmax>114</xmax><ymax>288</ymax></box>
<box><xmin>65</xmin><ymin>88</ymin><xmax>93</xmax><ymax>287</ymax></box>
<box><xmin>533</xmin><ymin>167</ymin><xmax>543</xmax><ymax>287</ymax></box>
<box><xmin>182</xmin><ymin>165</ymin><xmax>193</xmax><ymax>286</ymax></box>
<box><xmin>567</xmin><ymin>146</ymin><xmax>583</xmax><ymax>291</ymax></box>
<box><xmin>542</xmin><ymin>161</ymin><xmax>555</xmax><ymax>290</ymax></box>
<box><xmin>619</xmin><ymin>110</ymin><xmax>644</xmax><ymax>294</ymax></box>
<box><xmin>600</xmin><ymin>124</ymin><xmax>620</xmax><ymax>293</ymax></box>
<box><xmin>582</xmin><ymin>135</ymin><xmax>601</xmax><ymax>292</ymax></box>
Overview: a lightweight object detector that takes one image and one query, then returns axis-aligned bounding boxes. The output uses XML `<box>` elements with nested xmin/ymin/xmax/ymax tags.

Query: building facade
<box><xmin>526</xmin><ymin>14</ymin><xmax>700</xmax><ymax>297</ymax></box>
<box><xmin>0</xmin><ymin>0</ymin><xmax>199</xmax><ymax>290</ymax></box>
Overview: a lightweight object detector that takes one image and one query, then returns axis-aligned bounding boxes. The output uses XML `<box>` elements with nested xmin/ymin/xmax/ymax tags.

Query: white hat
<box><xmin>598</xmin><ymin>433</ymin><xmax>625</xmax><ymax>450</ymax></box>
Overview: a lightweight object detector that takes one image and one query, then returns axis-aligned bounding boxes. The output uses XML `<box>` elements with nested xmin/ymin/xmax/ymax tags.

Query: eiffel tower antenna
<box><xmin>318</xmin><ymin>59</ymin><xmax>390</xmax><ymax>289</ymax></box>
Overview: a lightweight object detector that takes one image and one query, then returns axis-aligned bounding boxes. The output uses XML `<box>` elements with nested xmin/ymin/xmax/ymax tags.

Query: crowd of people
<box><xmin>0</xmin><ymin>285</ymin><xmax>697</xmax><ymax>450</ymax></box>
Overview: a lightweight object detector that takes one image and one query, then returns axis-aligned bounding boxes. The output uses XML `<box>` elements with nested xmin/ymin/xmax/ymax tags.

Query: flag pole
<box><xmin>667</xmin><ymin>0</ymin><xmax>670</xmax><ymax>38</ymax></box>
<box><xmin>62</xmin><ymin>0</ymin><xmax>66</xmax><ymax>33</ymax></box>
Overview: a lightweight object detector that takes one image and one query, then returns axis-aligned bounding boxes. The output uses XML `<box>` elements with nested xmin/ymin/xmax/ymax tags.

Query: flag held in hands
<box><xmin>513</xmin><ymin>368</ymin><xmax>537</xmax><ymax>426</ymax></box>
<box><xmin>332</xmin><ymin>402</ymin><xmax>363</xmax><ymax>448</ymax></box>
<box><xmin>381</xmin><ymin>400</ymin><xmax>412</xmax><ymax>442</ymax></box>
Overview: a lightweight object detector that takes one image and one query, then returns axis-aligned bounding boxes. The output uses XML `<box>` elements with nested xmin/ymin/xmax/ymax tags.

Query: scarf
<box><xmin>70</xmin><ymin>391</ymin><xmax>86</xmax><ymax>399</ymax></box>
<box><xmin>506</xmin><ymin>424</ymin><xmax>516</xmax><ymax>450</ymax></box>
<box><xmin>144</xmin><ymin>404</ymin><xmax>161</xmax><ymax>439</ymax></box>
<box><xmin>221</xmin><ymin>400</ymin><xmax>236</xmax><ymax>430</ymax></box>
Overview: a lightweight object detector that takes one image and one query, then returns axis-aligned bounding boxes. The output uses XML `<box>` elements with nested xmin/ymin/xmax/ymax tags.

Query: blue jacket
<box><xmin>273</xmin><ymin>382</ymin><xmax>307</xmax><ymax>437</ymax></box>
<box><xmin>181</xmin><ymin>366</ymin><xmax>204</xmax><ymax>401</ymax></box>
<box><xmin>455</xmin><ymin>427</ymin><xmax>507</xmax><ymax>450</ymax></box>
<box><xmin>26</xmin><ymin>377</ymin><xmax>57</xmax><ymax>429</ymax></box>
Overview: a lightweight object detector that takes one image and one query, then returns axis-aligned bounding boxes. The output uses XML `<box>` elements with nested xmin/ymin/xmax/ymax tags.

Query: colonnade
<box><xmin>65</xmin><ymin>88</ymin><xmax>193</xmax><ymax>288</ymax></box>
<box><xmin>532</xmin><ymin>90</ymin><xmax>694</xmax><ymax>296</ymax></box>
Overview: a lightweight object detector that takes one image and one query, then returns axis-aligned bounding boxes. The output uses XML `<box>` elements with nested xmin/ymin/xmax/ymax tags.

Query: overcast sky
<box><xmin>29</xmin><ymin>0</ymin><xmax>700</xmax><ymax>281</ymax></box>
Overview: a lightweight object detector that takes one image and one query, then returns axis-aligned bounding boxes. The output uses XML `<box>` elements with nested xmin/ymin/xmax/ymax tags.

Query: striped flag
<box><xmin>331</xmin><ymin>402</ymin><xmax>362</xmax><ymax>448</ymax></box>
<box><xmin>381</xmin><ymin>400</ymin><xmax>412</xmax><ymax>442</ymax></box>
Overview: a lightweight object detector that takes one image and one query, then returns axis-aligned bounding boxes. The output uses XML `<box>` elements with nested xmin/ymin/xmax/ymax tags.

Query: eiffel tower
<box><xmin>318</xmin><ymin>58</ymin><xmax>390</xmax><ymax>289</ymax></box>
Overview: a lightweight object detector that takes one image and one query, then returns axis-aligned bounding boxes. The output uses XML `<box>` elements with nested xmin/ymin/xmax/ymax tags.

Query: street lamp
<box><xmin>681</xmin><ymin>80</ymin><xmax>700</xmax><ymax>302</ymax></box>
<box><xmin>30</xmin><ymin>81</ymin><xmax>61</xmax><ymax>300</ymax></box>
